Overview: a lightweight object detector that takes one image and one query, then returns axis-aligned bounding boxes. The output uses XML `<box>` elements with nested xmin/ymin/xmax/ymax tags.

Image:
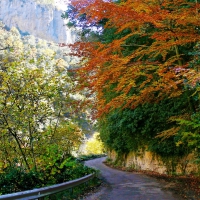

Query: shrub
<box><xmin>0</xmin><ymin>157</ymin><xmax>97</xmax><ymax>195</ymax></box>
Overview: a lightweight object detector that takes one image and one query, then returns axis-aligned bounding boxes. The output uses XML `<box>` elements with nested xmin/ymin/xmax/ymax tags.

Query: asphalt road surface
<box><xmin>82</xmin><ymin>157</ymin><xmax>183</xmax><ymax>200</ymax></box>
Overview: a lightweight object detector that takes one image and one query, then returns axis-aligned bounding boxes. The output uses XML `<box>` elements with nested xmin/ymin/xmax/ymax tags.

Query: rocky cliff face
<box><xmin>108</xmin><ymin>150</ymin><xmax>199</xmax><ymax>175</ymax></box>
<box><xmin>0</xmin><ymin>0</ymin><xmax>76</xmax><ymax>44</ymax></box>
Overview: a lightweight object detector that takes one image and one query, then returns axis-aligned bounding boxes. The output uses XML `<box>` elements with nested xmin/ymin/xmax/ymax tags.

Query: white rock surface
<box><xmin>0</xmin><ymin>0</ymin><xmax>76</xmax><ymax>44</ymax></box>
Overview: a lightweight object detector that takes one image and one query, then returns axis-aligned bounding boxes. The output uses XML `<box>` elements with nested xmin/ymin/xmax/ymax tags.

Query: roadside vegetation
<box><xmin>0</xmin><ymin>22</ymin><xmax>99</xmax><ymax>197</ymax></box>
<box><xmin>66</xmin><ymin>0</ymin><xmax>200</xmax><ymax>175</ymax></box>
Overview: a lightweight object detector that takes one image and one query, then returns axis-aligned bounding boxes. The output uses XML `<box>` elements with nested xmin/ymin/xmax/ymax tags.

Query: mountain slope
<box><xmin>0</xmin><ymin>0</ymin><xmax>75</xmax><ymax>43</ymax></box>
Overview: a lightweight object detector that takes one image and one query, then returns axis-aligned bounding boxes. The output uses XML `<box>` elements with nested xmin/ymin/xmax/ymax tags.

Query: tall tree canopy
<box><xmin>68</xmin><ymin>0</ymin><xmax>199</xmax><ymax>115</ymax></box>
<box><xmin>66</xmin><ymin>0</ymin><xmax>200</xmax><ymax>162</ymax></box>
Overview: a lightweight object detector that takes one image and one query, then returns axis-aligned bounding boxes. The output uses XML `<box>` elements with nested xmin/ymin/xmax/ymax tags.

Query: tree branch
<box><xmin>0</xmin><ymin>46</ymin><xmax>10</xmax><ymax>51</ymax></box>
<box><xmin>121</xmin><ymin>44</ymin><xmax>149</xmax><ymax>48</ymax></box>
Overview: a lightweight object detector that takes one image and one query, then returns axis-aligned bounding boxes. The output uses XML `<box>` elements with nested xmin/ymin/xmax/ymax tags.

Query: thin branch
<box><xmin>0</xmin><ymin>46</ymin><xmax>10</xmax><ymax>51</ymax></box>
<box><xmin>121</xmin><ymin>44</ymin><xmax>149</xmax><ymax>48</ymax></box>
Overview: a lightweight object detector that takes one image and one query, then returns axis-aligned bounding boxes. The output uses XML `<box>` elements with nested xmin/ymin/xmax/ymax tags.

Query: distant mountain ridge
<box><xmin>0</xmin><ymin>0</ymin><xmax>75</xmax><ymax>44</ymax></box>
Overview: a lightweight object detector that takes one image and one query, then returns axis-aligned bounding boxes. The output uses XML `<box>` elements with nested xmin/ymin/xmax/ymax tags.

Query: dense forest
<box><xmin>0</xmin><ymin>22</ymin><xmax>98</xmax><ymax>195</ymax></box>
<box><xmin>66</xmin><ymin>0</ymin><xmax>200</xmax><ymax>173</ymax></box>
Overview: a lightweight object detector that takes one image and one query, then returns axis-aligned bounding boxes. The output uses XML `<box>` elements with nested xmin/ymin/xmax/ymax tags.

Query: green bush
<box><xmin>0</xmin><ymin>164</ymin><xmax>43</xmax><ymax>194</ymax></box>
<box><xmin>77</xmin><ymin>154</ymin><xmax>106</xmax><ymax>162</ymax></box>
<box><xmin>99</xmin><ymin>92</ymin><xmax>192</xmax><ymax>157</ymax></box>
<box><xmin>0</xmin><ymin>157</ymin><xmax>98</xmax><ymax>195</ymax></box>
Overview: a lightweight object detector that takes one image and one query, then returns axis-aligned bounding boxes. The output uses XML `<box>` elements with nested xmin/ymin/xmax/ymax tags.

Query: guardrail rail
<box><xmin>0</xmin><ymin>173</ymin><xmax>95</xmax><ymax>200</ymax></box>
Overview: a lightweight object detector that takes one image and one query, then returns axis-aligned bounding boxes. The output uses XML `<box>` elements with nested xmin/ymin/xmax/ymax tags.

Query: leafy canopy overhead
<box><xmin>68</xmin><ymin>0</ymin><xmax>200</xmax><ymax>117</ymax></box>
<box><xmin>66</xmin><ymin>0</ymin><xmax>200</xmax><ymax>163</ymax></box>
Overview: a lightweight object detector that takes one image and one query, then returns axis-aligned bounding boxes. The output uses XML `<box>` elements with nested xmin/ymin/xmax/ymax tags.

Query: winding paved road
<box><xmin>82</xmin><ymin>157</ymin><xmax>183</xmax><ymax>200</ymax></box>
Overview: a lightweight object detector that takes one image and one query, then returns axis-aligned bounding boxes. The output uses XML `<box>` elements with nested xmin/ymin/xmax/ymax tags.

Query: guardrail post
<box><xmin>85</xmin><ymin>181</ymin><xmax>88</xmax><ymax>189</ymax></box>
<box><xmin>70</xmin><ymin>187</ymin><xmax>73</xmax><ymax>195</ymax></box>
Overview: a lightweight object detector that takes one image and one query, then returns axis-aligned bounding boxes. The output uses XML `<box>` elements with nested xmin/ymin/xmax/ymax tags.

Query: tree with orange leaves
<box><xmin>67</xmin><ymin>0</ymin><xmax>199</xmax><ymax>117</ymax></box>
<box><xmin>66</xmin><ymin>0</ymin><xmax>200</xmax><ymax>163</ymax></box>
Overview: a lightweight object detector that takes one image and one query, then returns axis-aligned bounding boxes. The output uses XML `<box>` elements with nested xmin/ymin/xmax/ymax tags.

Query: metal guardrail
<box><xmin>0</xmin><ymin>173</ymin><xmax>95</xmax><ymax>200</ymax></box>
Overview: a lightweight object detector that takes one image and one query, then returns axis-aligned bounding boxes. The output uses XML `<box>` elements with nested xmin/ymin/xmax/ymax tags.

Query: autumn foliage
<box><xmin>66</xmin><ymin>0</ymin><xmax>200</xmax><ymax>172</ymax></box>
<box><xmin>68</xmin><ymin>0</ymin><xmax>200</xmax><ymax>117</ymax></box>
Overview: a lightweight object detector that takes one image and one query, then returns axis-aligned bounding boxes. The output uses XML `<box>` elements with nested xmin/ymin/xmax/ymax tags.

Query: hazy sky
<box><xmin>55</xmin><ymin>0</ymin><xmax>69</xmax><ymax>10</ymax></box>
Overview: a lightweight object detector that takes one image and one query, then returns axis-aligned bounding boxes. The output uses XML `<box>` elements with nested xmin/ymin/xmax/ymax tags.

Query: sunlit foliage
<box><xmin>0</xmin><ymin>22</ymin><xmax>83</xmax><ymax>172</ymax></box>
<box><xmin>66</xmin><ymin>0</ymin><xmax>200</xmax><ymax>165</ymax></box>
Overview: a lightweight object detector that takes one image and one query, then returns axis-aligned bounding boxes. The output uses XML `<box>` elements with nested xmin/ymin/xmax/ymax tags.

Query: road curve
<box><xmin>82</xmin><ymin>157</ymin><xmax>183</xmax><ymax>200</ymax></box>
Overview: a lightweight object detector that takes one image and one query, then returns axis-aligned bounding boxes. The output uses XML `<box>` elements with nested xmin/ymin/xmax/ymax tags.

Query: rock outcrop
<box><xmin>108</xmin><ymin>150</ymin><xmax>199</xmax><ymax>175</ymax></box>
<box><xmin>0</xmin><ymin>0</ymin><xmax>76</xmax><ymax>44</ymax></box>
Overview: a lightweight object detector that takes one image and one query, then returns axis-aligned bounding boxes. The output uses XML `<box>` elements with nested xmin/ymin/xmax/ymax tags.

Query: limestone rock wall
<box><xmin>108</xmin><ymin>150</ymin><xmax>199</xmax><ymax>175</ymax></box>
<box><xmin>0</xmin><ymin>0</ymin><xmax>76</xmax><ymax>43</ymax></box>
